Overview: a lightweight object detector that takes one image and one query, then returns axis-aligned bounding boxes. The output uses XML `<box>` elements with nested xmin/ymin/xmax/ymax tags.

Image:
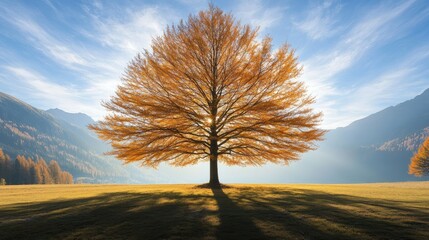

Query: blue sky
<box><xmin>1</xmin><ymin>0</ymin><xmax>429</xmax><ymax>129</ymax></box>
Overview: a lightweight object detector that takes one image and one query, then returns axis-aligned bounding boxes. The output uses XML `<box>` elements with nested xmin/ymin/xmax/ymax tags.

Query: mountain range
<box><xmin>293</xmin><ymin>89</ymin><xmax>429</xmax><ymax>183</ymax></box>
<box><xmin>0</xmin><ymin>92</ymin><xmax>148</xmax><ymax>183</ymax></box>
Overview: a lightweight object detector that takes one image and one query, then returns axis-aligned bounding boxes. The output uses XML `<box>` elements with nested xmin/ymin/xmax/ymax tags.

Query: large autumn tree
<box><xmin>91</xmin><ymin>6</ymin><xmax>324</xmax><ymax>187</ymax></box>
<box><xmin>409</xmin><ymin>137</ymin><xmax>429</xmax><ymax>176</ymax></box>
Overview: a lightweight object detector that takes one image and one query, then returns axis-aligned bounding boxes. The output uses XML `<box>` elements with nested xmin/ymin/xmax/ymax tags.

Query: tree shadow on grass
<box><xmin>0</xmin><ymin>191</ymin><xmax>214</xmax><ymax>240</ymax></box>
<box><xmin>211</xmin><ymin>187</ymin><xmax>361</xmax><ymax>239</ymax></box>
<box><xmin>211</xmin><ymin>187</ymin><xmax>266</xmax><ymax>240</ymax></box>
<box><xmin>0</xmin><ymin>186</ymin><xmax>428</xmax><ymax>240</ymax></box>
<box><xmin>229</xmin><ymin>187</ymin><xmax>429</xmax><ymax>240</ymax></box>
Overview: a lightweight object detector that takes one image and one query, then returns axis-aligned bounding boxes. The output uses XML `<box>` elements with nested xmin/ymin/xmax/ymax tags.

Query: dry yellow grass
<box><xmin>1</xmin><ymin>182</ymin><xmax>428</xmax><ymax>239</ymax></box>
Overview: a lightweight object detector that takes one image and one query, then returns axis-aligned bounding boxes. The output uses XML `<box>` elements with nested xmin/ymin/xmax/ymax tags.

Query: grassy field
<box><xmin>1</xmin><ymin>182</ymin><xmax>428</xmax><ymax>240</ymax></box>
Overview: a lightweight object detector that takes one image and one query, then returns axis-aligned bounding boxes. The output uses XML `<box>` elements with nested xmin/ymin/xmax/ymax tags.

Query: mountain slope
<box><xmin>46</xmin><ymin>108</ymin><xmax>103</xmax><ymax>147</ymax></box>
<box><xmin>326</xmin><ymin>88</ymin><xmax>429</xmax><ymax>148</ymax></box>
<box><xmin>0</xmin><ymin>92</ymin><xmax>147</xmax><ymax>183</ymax></box>
<box><xmin>295</xmin><ymin>89</ymin><xmax>429</xmax><ymax>183</ymax></box>
<box><xmin>46</xmin><ymin>108</ymin><xmax>95</xmax><ymax>130</ymax></box>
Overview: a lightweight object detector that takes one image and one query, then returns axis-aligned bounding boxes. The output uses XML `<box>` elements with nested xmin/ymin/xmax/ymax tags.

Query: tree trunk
<box><xmin>209</xmin><ymin>138</ymin><xmax>220</xmax><ymax>187</ymax></box>
<box><xmin>209</xmin><ymin>157</ymin><xmax>220</xmax><ymax>186</ymax></box>
<box><xmin>209</xmin><ymin>83</ymin><xmax>220</xmax><ymax>187</ymax></box>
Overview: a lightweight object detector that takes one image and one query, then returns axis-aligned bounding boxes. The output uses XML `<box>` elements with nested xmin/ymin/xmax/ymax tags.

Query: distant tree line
<box><xmin>1</xmin><ymin>119</ymin><xmax>114</xmax><ymax>179</ymax></box>
<box><xmin>0</xmin><ymin>148</ymin><xmax>73</xmax><ymax>185</ymax></box>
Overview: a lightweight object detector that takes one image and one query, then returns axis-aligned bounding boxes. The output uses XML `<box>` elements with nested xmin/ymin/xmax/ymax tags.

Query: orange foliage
<box><xmin>0</xmin><ymin>148</ymin><xmax>10</xmax><ymax>161</ymax></box>
<box><xmin>0</xmin><ymin>148</ymin><xmax>73</xmax><ymax>184</ymax></box>
<box><xmin>409</xmin><ymin>137</ymin><xmax>429</xmax><ymax>176</ymax></box>
<box><xmin>91</xmin><ymin>6</ymin><xmax>324</xmax><ymax>181</ymax></box>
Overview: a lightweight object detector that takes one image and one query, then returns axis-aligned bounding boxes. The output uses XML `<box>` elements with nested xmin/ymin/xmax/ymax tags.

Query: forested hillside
<box><xmin>0</xmin><ymin>92</ymin><xmax>147</xmax><ymax>183</ymax></box>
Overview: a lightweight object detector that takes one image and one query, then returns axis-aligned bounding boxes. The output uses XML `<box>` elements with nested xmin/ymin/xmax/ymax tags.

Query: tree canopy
<box><xmin>409</xmin><ymin>137</ymin><xmax>429</xmax><ymax>176</ymax></box>
<box><xmin>91</xmin><ymin>6</ymin><xmax>324</xmax><ymax>186</ymax></box>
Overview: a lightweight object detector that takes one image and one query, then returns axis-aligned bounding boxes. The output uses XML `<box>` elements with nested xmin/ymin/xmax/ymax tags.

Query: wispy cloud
<box><xmin>3</xmin><ymin>66</ymin><xmax>105</xmax><ymax>116</ymax></box>
<box><xmin>10</xmin><ymin>18</ymin><xmax>87</xmax><ymax>67</ymax></box>
<box><xmin>299</xmin><ymin>1</ymin><xmax>418</xmax><ymax>128</ymax></box>
<box><xmin>0</xmin><ymin>3</ymin><xmax>175</xmax><ymax>119</ymax></box>
<box><xmin>235</xmin><ymin>0</ymin><xmax>284</xmax><ymax>32</ymax></box>
<box><xmin>303</xmin><ymin>0</ymin><xmax>415</xmax><ymax>95</ymax></box>
<box><xmin>342</xmin><ymin>45</ymin><xmax>429</xmax><ymax>115</ymax></box>
<box><xmin>85</xmin><ymin>6</ymin><xmax>169</xmax><ymax>54</ymax></box>
<box><xmin>295</xmin><ymin>0</ymin><xmax>342</xmax><ymax>40</ymax></box>
<box><xmin>319</xmin><ymin>43</ymin><xmax>429</xmax><ymax>129</ymax></box>
<box><xmin>324</xmin><ymin>69</ymin><xmax>418</xmax><ymax>129</ymax></box>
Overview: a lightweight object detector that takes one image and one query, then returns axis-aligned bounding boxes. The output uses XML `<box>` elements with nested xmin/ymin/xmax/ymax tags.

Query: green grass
<box><xmin>1</xmin><ymin>182</ymin><xmax>428</xmax><ymax>240</ymax></box>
